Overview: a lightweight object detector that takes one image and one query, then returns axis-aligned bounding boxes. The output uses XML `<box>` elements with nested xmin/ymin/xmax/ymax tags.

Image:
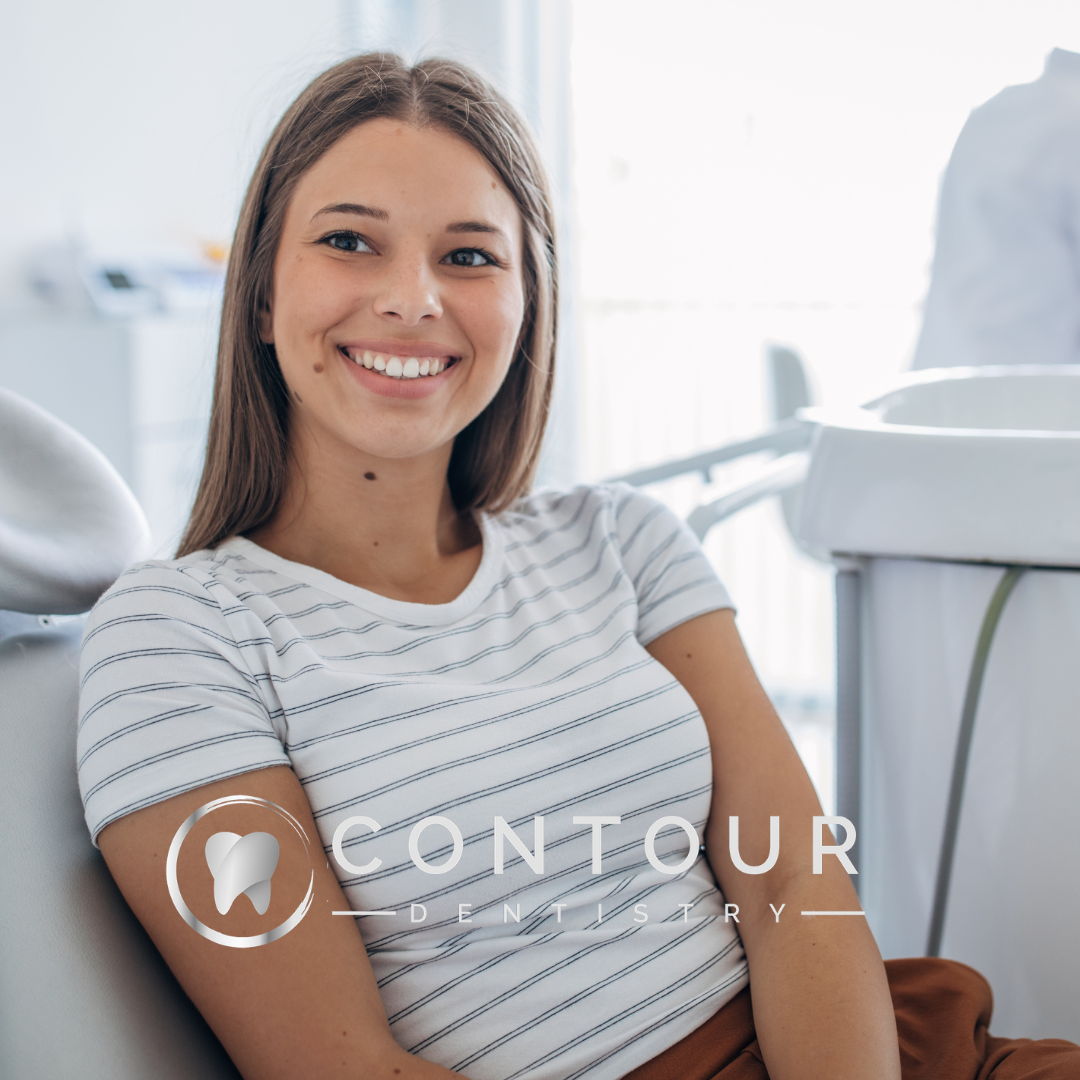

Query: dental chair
<box><xmin>0</xmin><ymin>387</ymin><xmax>239</xmax><ymax>1078</ymax></box>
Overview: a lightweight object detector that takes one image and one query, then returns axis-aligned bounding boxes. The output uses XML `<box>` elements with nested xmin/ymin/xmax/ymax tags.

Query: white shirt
<box><xmin>77</xmin><ymin>483</ymin><xmax>748</xmax><ymax>1080</ymax></box>
<box><xmin>913</xmin><ymin>49</ymin><xmax>1080</xmax><ymax>369</ymax></box>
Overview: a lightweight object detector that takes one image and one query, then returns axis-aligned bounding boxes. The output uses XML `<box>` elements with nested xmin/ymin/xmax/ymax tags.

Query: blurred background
<box><xmin>4</xmin><ymin>0</ymin><xmax>1080</xmax><ymax>811</ymax></box>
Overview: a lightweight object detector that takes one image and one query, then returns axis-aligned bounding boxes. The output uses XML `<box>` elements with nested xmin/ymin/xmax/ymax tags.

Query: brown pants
<box><xmin>624</xmin><ymin>959</ymin><xmax>1080</xmax><ymax>1079</ymax></box>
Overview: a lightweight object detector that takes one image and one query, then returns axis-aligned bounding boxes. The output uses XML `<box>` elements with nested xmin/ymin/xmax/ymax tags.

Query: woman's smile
<box><xmin>333</xmin><ymin>338</ymin><xmax>463</xmax><ymax>399</ymax></box>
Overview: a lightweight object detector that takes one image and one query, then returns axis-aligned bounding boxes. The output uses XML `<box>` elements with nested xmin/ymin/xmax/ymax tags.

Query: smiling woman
<box><xmin>74</xmin><ymin>52</ymin><xmax>1080</xmax><ymax>1080</ymax></box>
<box><xmin>178</xmin><ymin>55</ymin><xmax>555</xmax><ymax>565</ymax></box>
<box><xmin>242</xmin><ymin>117</ymin><xmax>529</xmax><ymax>601</ymax></box>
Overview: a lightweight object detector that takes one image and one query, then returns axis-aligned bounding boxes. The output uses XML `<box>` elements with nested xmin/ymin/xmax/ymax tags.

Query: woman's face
<box><xmin>264</xmin><ymin>118</ymin><xmax>526</xmax><ymax>464</ymax></box>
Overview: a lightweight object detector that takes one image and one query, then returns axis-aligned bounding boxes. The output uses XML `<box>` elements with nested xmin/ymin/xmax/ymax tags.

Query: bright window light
<box><xmin>570</xmin><ymin>0</ymin><xmax>1080</xmax><ymax>808</ymax></box>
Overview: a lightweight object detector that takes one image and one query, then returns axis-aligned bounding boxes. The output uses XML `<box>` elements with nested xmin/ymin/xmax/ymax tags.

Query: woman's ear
<box><xmin>258</xmin><ymin>306</ymin><xmax>274</xmax><ymax>344</ymax></box>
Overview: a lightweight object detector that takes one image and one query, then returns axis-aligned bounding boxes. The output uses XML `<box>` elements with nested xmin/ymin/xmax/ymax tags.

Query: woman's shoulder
<box><xmin>83</xmin><ymin>541</ymin><xmax>271</xmax><ymax>637</ymax></box>
<box><xmin>498</xmin><ymin>481</ymin><xmax>689</xmax><ymax>552</ymax></box>
<box><xmin>499</xmin><ymin>481</ymin><xmax>731</xmax><ymax>641</ymax></box>
<box><xmin>500</xmin><ymin>480</ymin><xmax>665</xmax><ymax>532</ymax></box>
<box><xmin>77</xmin><ymin>542</ymin><xmax>285</xmax><ymax>715</ymax></box>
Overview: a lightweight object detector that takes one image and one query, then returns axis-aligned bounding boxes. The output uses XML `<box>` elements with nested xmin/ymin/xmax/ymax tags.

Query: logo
<box><xmin>205</xmin><ymin>831</ymin><xmax>280</xmax><ymax>915</ymax></box>
<box><xmin>166</xmin><ymin>795</ymin><xmax>315</xmax><ymax>948</ymax></box>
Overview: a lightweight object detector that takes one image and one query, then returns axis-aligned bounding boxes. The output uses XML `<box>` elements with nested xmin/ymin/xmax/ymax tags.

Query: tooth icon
<box><xmin>204</xmin><ymin>831</ymin><xmax>280</xmax><ymax>916</ymax></box>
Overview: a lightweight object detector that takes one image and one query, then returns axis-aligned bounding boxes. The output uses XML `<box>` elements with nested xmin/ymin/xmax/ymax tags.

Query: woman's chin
<box><xmin>338</xmin><ymin>430</ymin><xmax>455</xmax><ymax>467</ymax></box>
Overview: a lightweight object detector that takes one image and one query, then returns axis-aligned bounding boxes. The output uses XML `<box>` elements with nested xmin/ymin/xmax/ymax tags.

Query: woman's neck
<box><xmin>247</xmin><ymin>430</ymin><xmax>482</xmax><ymax>606</ymax></box>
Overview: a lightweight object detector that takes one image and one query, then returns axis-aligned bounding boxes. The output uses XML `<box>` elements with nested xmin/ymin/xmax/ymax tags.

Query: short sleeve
<box><xmin>608</xmin><ymin>483</ymin><xmax>734</xmax><ymax>646</ymax></box>
<box><xmin>77</xmin><ymin>561</ymin><xmax>290</xmax><ymax>845</ymax></box>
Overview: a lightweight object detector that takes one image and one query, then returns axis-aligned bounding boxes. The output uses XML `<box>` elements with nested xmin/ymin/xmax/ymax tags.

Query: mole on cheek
<box><xmin>313</xmin><ymin>363</ymin><xmax>324</xmax><ymax>373</ymax></box>
<box><xmin>364</xmin><ymin>472</ymin><xmax>377</xmax><ymax>481</ymax></box>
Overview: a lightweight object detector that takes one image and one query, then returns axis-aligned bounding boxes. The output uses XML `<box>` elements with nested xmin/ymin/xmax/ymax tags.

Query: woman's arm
<box><xmin>99</xmin><ymin>765</ymin><xmax>464</xmax><ymax>1080</ymax></box>
<box><xmin>646</xmin><ymin>609</ymin><xmax>901</xmax><ymax>1080</ymax></box>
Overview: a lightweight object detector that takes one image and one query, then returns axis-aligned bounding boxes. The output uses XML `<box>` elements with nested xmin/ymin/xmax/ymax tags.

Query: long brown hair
<box><xmin>177</xmin><ymin>53</ymin><xmax>557</xmax><ymax>557</ymax></box>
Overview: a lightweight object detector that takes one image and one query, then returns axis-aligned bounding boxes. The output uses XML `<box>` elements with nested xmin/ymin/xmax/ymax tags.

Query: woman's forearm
<box><xmin>710</xmin><ymin>844</ymin><xmax>901</xmax><ymax>1080</ymax></box>
<box><xmin>753</xmin><ymin>931</ymin><xmax>900</xmax><ymax>1080</ymax></box>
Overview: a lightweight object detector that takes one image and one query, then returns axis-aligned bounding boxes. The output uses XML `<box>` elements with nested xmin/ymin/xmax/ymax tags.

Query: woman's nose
<box><xmin>373</xmin><ymin>255</ymin><xmax>443</xmax><ymax>325</ymax></box>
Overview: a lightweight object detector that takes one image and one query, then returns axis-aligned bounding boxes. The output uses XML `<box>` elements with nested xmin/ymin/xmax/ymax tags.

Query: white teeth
<box><xmin>349</xmin><ymin>350</ymin><xmax>450</xmax><ymax>378</ymax></box>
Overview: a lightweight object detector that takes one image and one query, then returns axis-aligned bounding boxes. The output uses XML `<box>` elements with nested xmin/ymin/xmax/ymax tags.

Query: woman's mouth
<box><xmin>339</xmin><ymin>347</ymin><xmax>459</xmax><ymax>379</ymax></box>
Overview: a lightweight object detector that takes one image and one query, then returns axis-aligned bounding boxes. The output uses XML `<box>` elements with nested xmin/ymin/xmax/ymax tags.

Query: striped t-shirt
<box><xmin>77</xmin><ymin>482</ymin><xmax>748</xmax><ymax>1080</ymax></box>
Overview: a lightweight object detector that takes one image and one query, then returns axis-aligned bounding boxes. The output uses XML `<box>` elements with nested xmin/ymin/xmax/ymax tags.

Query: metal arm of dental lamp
<box><xmin>607</xmin><ymin>417</ymin><xmax>811</xmax><ymax>489</ymax></box>
<box><xmin>684</xmin><ymin>452</ymin><xmax>809</xmax><ymax>540</ymax></box>
<box><xmin>606</xmin><ymin>419</ymin><xmax>813</xmax><ymax>540</ymax></box>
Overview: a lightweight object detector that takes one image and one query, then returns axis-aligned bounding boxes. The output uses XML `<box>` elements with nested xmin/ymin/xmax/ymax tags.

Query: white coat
<box><xmin>913</xmin><ymin>49</ymin><xmax>1080</xmax><ymax>369</ymax></box>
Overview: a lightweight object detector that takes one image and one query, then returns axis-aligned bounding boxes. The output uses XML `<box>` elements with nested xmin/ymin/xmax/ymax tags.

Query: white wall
<box><xmin>0</xmin><ymin>0</ymin><xmax>344</xmax><ymax>301</ymax></box>
<box><xmin>0</xmin><ymin>1</ymin><xmax>349</xmax><ymax>555</ymax></box>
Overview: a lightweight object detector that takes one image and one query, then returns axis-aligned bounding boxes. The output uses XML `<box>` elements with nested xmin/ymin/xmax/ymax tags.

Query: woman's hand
<box><xmin>98</xmin><ymin>766</ymin><xmax>465</xmax><ymax>1080</ymax></box>
<box><xmin>647</xmin><ymin>609</ymin><xmax>902</xmax><ymax>1080</ymax></box>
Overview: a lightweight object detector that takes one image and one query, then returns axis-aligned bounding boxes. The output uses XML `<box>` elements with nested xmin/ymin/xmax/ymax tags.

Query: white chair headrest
<box><xmin>0</xmin><ymin>387</ymin><xmax>150</xmax><ymax>614</ymax></box>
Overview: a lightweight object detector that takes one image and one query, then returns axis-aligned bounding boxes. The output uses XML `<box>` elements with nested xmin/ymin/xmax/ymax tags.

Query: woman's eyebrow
<box><xmin>311</xmin><ymin>202</ymin><xmax>389</xmax><ymax>222</ymax></box>
<box><xmin>446</xmin><ymin>220</ymin><xmax>508</xmax><ymax>239</ymax></box>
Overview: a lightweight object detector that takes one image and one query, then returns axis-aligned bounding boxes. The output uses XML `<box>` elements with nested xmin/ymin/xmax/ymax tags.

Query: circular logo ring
<box><xmin>166</xmin><ymin>795</ymin><xmax>315</xmax><ymax>948</ymax></box>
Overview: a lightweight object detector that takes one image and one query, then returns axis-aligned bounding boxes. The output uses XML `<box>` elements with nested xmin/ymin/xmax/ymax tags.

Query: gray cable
<box><xmin>927</xmin><ymin>565</ymin><xmax>1026</xmax><ymax>958</ymax></box>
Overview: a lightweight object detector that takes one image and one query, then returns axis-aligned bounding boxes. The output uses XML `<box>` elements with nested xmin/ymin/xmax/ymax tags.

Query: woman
<box><xmin>77</xmin><ymin>55</ymin><xmax>1079</xmax><ymax>1080</ymax></box>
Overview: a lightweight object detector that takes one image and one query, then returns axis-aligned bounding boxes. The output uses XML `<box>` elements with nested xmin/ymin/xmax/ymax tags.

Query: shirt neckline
<box><xmin>217</xmin><ymin>512</ymin><xmax>503</xmax><ymax>626</ymax></box>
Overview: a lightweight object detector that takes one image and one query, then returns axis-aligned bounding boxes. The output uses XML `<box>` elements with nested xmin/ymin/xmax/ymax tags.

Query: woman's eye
<box><xmin>445</xmin><ymin>248</ymin><xmax>494</xmax><ymax>268</ymax></box>
<box><xmin>323</xmin><ymin>232</ymin><xmax>372</xmax><ymax>253</ymax></box>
